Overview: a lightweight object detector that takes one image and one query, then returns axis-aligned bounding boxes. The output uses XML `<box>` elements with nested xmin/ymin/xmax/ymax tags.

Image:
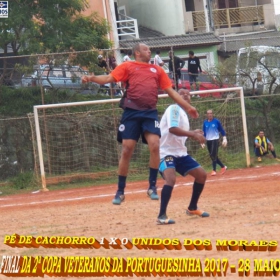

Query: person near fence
<box><xmin>157</xmin><ymin>89</ymin><xmax>209</xmax><ymax>225</ymax></box>
<box><xmin>188</xmin><ymin>50</ymin><xmax>202</xmax><ymax>91</ymax></box>
<box><xmin>254</xmin><ymin>131</ymin><xmax>280</xmax><ymax>162</ymax></box>
<box><xmin>202</xmin><ymin>109</ymin><xmax>227</xmax><ymax>176</ymax></box>
<box><xmin>153</xmin><ymin>50</ymin><xmax>164</xmax><ymax>67</ymax></box>
<box><xmin>81</xmin><ymin>43</ymin><xmax>199</xmax><ymax>205</ymax></box>
<box><xmin>123</xmin><ymin>50</ymin><xmax>132</xmax><ymax>62</ymax></box>
<box><xmin>168</xmin><ymin>51</ymin><xmax>185</xmax><ymax>89</ymax></box>
<box><xmin>97</xmin><ymin>55</ymin><xmax>110</xmax><ymax>74</ymax></box>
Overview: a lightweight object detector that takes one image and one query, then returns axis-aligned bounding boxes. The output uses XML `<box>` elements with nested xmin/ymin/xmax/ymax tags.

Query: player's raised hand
<box><xmin>187</xmin><ymin>106</ymin><xmax>199</xmax><ymax>118</ymax></box>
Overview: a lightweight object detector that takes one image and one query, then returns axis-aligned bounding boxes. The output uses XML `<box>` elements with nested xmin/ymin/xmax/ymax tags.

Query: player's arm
<box><xmin>169</xmin><ymin>127</ymin><xmax>205</xmax><ymax>144</ymax></box>
<box><xmin>255</xmin><ymin>139</ymin><xmax>261</xmax><ymax>148</ymax></box>
<box><xmin>82</xmin><ymin>73</ymin><xmax>115</xmax><ymax>84</ymax></box>
<box><xmin>267</xmin><ymin>139</ymin><xmax>274</xmax><ymax>150</ymax></box>
<box><xmin>217</xmin><ymin>119</ymin><xmax>226</xmax><ymax>136</ymax></box>
<box><xmin>179</xmin><ymin>58</ymin><xmax>185</xmax><ymax>70</ymax></box>
<box><xmin>164</xmin><ymin>87</ymin><xmax>199</xmax><ymax>118</ymax></box>
<box><xmin>197</xmin><ymin>58</ymin><xmax>202</xmax><ymax>73</ymax></box>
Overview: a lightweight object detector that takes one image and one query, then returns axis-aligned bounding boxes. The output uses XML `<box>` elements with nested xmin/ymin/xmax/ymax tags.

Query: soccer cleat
<box><xmin>258</xmin><ymin>157</ymin><xmax>262</xmax><ymax>162</ymax></box>
<box><xmin>221</xmin><ymin>166</ymin><xmax>227</xmax><ymax>175</ymax></box>
<box><xmin>210</xmin><ymin>171</ymin><xmax>216</xmax><ymax>176</ymax></box>
<box><xmin>147</xmin><ymin>186</ymin><xmax>159</xmax><ymax>200</ymax></box>
<box><xmin>157</xmin><ymin>215</ymin><xmax>175</xmax><ymax>225</ymax></box>
<box><xmin>112</xmin><ymin>192</ymin><xmax>125</xmax><ymax>205</ymax></box>
<box><xmin>186</xmin><ymin>209</ymin><xmax>210</xmax><ymax>218</ymax></box>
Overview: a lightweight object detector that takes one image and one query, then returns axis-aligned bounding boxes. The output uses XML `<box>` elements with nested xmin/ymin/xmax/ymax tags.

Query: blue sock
<box><xmin>149</xmin><ymin>167</ymin><xmax>158</xmax><ymax>189</ymax></box>
<box><xmin>117</xmin><ymin>175</ymin><xmax>126</xmax><ymax>194</ymax></box>
<box><xmin>158</xmin><ymin>185</ymin><xmax>173</xmax><ymax>218</ymax></box>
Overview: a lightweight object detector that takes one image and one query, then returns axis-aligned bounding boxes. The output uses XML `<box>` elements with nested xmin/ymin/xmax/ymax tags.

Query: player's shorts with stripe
<box><xmin>159</xmin><ymin>155</ymin><xmax>200</xmax><ymax>177</ymax></box>
<box><xmin>117</xmin><ymin>108</ymin><xmax>160</xmax><ymax>144</ymax></box>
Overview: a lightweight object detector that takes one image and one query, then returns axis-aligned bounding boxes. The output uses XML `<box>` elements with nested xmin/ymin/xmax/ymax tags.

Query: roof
<box><xmin>119</xmin><ymin>31</ymin><xmax>222</xmax><ymax>50</ymax></box>
<box><xmin>138</xmin><ymin>25</ymin><xmax>165</xmax><ymax>38</ymax></box>
<box><xmin>219</xmin><ymin>30</ymin><xmax>280</xmax><ymax>54</ymax></box>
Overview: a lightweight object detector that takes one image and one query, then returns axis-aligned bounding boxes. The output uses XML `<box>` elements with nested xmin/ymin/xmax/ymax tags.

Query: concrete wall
<box><xmin>118</xmin><ymin>0</ymin><xmax>186</xmax><ymax>36</ymax></box>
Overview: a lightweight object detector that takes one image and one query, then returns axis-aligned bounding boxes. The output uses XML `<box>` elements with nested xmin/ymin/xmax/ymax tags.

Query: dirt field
<box><xmin>0</xmin><ymin>164</ymin><xmax>280</xmax><ymax>280</ymax></box>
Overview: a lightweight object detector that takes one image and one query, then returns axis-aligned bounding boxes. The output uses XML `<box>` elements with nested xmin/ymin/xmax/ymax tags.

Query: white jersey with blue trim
<box><xmin>160</xmin><ymin>104</ymin><xmax>189</xmax><ymax>158</ymax></box>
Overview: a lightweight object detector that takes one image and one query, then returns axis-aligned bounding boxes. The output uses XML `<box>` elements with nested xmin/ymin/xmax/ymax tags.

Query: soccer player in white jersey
<box><xmin>157</xmin><ymin>89</ymin><xmax>210</xmax><ymax>225</ymax></box>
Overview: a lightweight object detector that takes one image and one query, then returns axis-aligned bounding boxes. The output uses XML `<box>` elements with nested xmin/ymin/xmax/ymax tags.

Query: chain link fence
<box><xmin>1</xmin><ymin>47</ymin><xmax>280</xmax><ymax>190</ymax></box>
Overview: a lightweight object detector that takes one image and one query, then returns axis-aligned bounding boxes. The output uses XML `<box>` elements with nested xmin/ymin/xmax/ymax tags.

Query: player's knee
<box><xmin>194</xmin><ymin>168</ymin><xmax>207</xmax><ymax>183</ymax></box>
<box><xmin>165</xmin><ymin>176</ymin><xmax>176</xmax><ymax>186</ymax></box>
<box><xmin>121</xmin><ymin>144</ymin><xmax>134</xmax><ymax>158</ymax></box>
<box><xmin>148</xmin><ymin>141</ymin><xmax>159</xmax><ymax>154</ymax></box>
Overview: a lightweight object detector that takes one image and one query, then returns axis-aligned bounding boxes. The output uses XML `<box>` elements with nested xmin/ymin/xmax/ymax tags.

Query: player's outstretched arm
<box><xmin>82</xmin><ymin>74</ymin><xmax>115</xmax><ymax>85</ymax></box>
<box><xmin>165</xmin><ymin>87</ymin><xmax>199</xmax><ymax>118</ymax></box>
<box><xmin>169</xmin><ymin>127</ymin><xmax>205</xmax><ymax>144</ymax></box>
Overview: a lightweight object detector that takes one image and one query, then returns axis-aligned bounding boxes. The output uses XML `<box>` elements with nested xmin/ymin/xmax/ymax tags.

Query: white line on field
<box><xmin>0</xmin><ymin>172</ymin><xmax>280</xmax><ymax>208</ymax></box>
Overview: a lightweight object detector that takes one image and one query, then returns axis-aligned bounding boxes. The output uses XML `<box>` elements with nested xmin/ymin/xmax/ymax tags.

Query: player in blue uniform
<box><xmin>202</xmin><ymin>110</ymin><xmax>227</xmax><ymax>176</ymax></box>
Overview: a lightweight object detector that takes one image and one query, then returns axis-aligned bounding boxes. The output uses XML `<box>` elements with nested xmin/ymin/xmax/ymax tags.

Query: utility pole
<box><xmin>203</xmin><ymin>0</ymin><xmax>210</xmax><ymax>32</ymax></box>
<box><xmin>207</xmin><ymin>0</ymin><xmax>215</xmax><ymax>31</ymax></box>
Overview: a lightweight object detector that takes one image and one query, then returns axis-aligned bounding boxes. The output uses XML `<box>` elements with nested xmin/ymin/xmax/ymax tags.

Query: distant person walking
<box><xmin>153</xmin><ymin>50</ymin><xmax>164</xmax><ymax>67</ymax></box>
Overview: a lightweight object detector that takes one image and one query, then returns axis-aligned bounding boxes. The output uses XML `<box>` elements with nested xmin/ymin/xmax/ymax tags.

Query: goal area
<box><xmin>31</xmin><ymin>87</ymin><xmax>249</xmax><ymax>191</ymax></box>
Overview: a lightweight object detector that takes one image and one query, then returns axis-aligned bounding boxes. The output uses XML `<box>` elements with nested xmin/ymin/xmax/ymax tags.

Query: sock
<box><xmin>188</xmin><ymin>182</ymin><xmax>205</xmax><ymax>211</ymax></box>
<box><xmin>212</xmin><ymin>161</ymin><xmax>217</xmax><ymax>171</ymax></box>
<box><xmin>216</xmin><ymin>158</ymin><xmax>224</xmax><ymax>168</ymax></box>
<box><xmin>271</xmin><ymin>151</ymin><xmax>277</xmax><ymax>158</ymax></box>
<box><xmin>149</xmin><ymin>167</ymin><xmax>158</xmax><ymax>189</ymax></box>
<box><xmin>158</xmin><ymin>185</ymin><xmax>173</xmax><ymax>218</ymax></box>
<box><xmin>117</xmin><ymin>175</ymin><xmax>126</xmax><ymax>194</ymax></box>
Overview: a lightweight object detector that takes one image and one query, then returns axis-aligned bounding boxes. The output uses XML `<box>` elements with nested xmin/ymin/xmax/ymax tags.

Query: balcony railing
<box><xmin>116</xmin><ymin>13</ymin><xmax>139</xmax><ymax>40</ymax></box>
<box><xmin>193</xmin><ymin>5</ymin><xmax>264</xmax><ymax>29</ymax></box>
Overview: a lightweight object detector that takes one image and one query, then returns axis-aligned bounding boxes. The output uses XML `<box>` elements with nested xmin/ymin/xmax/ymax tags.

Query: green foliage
<box><xmin>0</xmin><ymin>86</ymin><xmax>114</xmax><ymax>116</ymax></box>
<box><xmin>10</xmin><ymin>172</ymin><xmax>37</xmax><ymax>190</ymax></box>
<box><xmin>0</xmin><ymin>0</ymin><xmax>111</xmax><ymax>82</ymax></box>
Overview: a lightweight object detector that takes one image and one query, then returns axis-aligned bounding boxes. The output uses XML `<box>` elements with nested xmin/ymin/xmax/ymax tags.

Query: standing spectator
<box><xmin>254</xmin><ymin>131</ymin><xmax>280</xmax><ymax>162</ymax></box>
<box><xmin>202</xmin><ymin>109</ymin><xmax>227</xmax><ymax>176</ymax></box>
<box><xmin>97</xmin><ymin>55</ymin><xmax>110</xmax><ymax>74</ymax></box>
<box><xmin>188</xmin><ymin>50</ymin><xmax>202</xmax><ymax>91</ymax></box>
<box><xmin>82</xmin><ymin>43</ymin><xmax>199</xmax><ymax>205</ymax></box>
<box><xmin>154</xmin><ymin>50</ymin><xmax>164</xmax><ymax>67</ymax></box>
<box><xmin>157</xmin><ymin>89</ymin><xmax>209</xmax><ymax>225</ymax></box>
<box><xmin>123</xmin><ymin>50</ymin><xmax>132</xmax><ymax>62</ymax></box>
<box><xmin>108</xmin><ymin>52</ymin><xmax>118</xmax><ymax>71</ymax></box>
<box><xmin>168</xmin><ymin>51</ymin><xmax>185</xmax><ymax>89</ymax></box>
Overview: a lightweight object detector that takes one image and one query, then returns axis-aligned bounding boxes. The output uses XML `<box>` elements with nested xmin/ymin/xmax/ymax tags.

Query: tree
<box><xmin>0</xmin><ymin>0</ymin><xmax>111</xmax><ymax>82</ymax></box>
<box><xmin>236</xmin><ymin>46</ymin><xmax>280</xmax><ymax>96</ymax></box>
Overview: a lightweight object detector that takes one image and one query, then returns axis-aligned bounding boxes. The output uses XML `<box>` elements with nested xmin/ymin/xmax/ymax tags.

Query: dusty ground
<box><xmin>0</xmin><ymin>164</ymin><xmax>280</xmax><ymax>280</ymax></box>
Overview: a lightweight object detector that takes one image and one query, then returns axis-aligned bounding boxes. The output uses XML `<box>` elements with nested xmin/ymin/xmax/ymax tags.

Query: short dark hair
<box><xmin>127</xmin><ymin>50</ymin><xmax>132</xmax><ymax>56</ymax></box>
<box><xmin>189</xmin><ymin>50</ymin><xmax>194</xmax><ymax>56</ymax></box>
<box><xmin>156</xmin><ymin>50</ymin><xmax>161</xmax><ymax>55</ymax></box>
<box><xmin>132</xmin><ymin>43</ymin><xmax>141</xmax><ymax>56</ymax></box>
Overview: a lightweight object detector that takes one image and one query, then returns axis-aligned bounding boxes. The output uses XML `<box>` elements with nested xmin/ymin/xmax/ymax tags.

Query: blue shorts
<box><xmin>117</xmin><ymin>108</ymin><xmax>160</xmax><ymax>144</ymax></box>
<box><xmin>159</xmin><ymin>155</ymin><xmax>200</xmax><ymax>177</ymax></box>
